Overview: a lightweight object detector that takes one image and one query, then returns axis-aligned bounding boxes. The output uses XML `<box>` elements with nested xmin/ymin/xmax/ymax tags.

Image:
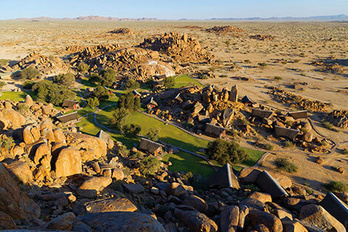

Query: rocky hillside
<box><xmin>0</xmin><ymin>96</ymin><xmax>347</xmax><ymax>231</ymax></box>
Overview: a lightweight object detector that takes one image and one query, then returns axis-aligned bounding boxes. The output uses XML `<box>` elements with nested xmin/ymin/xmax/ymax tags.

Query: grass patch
<box><xmin>162</xmin><ymin>151</ymin><xmax>215</xmax><ymax>177</ymax></box>
<box><xmin>324</xmin><ymin>181</ymin><xmax>348</xmax><ymax>193</ymax></box>
<box><xmin>241</xmin><ymin>148</ymin><xmax>264</xmax><ymax>167</ymax></box>
<box><xmin>0</xmin><ymin>91</ymin><xmax>35</xmax><ymax>101</ymax></box>
<box><xmin>174</xmin><ymin>74</ymin><xmax>204</xmax><ymax>89</ymax></box>
<box><xmin>275</xmin><ymin>158</ymin><xmax>298</xmax><ymax>173</ymax></box>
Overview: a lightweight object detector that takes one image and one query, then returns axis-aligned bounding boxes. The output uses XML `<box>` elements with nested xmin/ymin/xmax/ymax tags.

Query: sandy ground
<box><xmin>0</xmin><ymin>20</ymin><xmax>347</xmax><ymax>191</ymax></box>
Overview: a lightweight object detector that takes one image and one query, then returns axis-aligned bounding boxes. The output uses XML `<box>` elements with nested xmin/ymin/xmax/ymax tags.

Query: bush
<box><xmin>342</xmin><ymin>148</ymin><xmax>348</xmax><ymax>154</ymax></box>
<box><xmin>275</xmin><ymin>158</ymin><xmax>298</xmax><ymax>173</ymax></box>
<box><xmin>77</xmin><ymin>62</ymin><xmax>89</xmax><ymax>73</ymax></box>
<box><xmin>324</xmin><ymin>181</ymin><xmax>348</xmax><ymax>193</ymax></box>
<box><xmin>139</xmin><ymin>157</ymin><xmax>161</xmax><ymax>176</ymax></box>
<box><xmin>163</xmin><ymin>76</ymin><xmax>175</xmax><ymax>89</ymax></box>
<box><xmin>125</xmin><ymin>79</ymin><xmax>140</xmax><ymax>90</ymax></box>
<box><xmin>147</xmin><ymin>128</ymin><xmax>160</xmax><ymax>141</ymax></box>
<box><xmin>262</xmin><ymin>143</ymin><xmax>274</xmax><ymax>150</ymax></box>
<box><xmin>274</xmin><ymin>76</ymin><xmax>282</xmax><ymax>81</ymax></box>
<box><xmin>322</xmin><ymin>121</ymin><xmax>334</xmax><ymax>130</ymax></box>
<box><xmin>20</xmin><ymin>67</ymin><xmax>41</xmax><ymax>80</ymax></box>
<box><xmin>53</xmin><ymin>72</ymin><xmax>75</xmax><ymax>87</ymax></box>
<box><xmin>121</xmin><ymin>124</ymin><xmax>141</xmax><ymax>136</ymax></box>
<box><xmin>258</xmin><ymin>62</ymin><xmax>268</xmax><ymax>67</ymax></box>
<box><xmin>0</xmin><ymin>81</ymin><xmax>6</xmax><ymax>89</ymax></box>
<box><xmin>23</xmin><ymin>81</ymin><xmax>35</xmax><ymax>89</ymax></box>
<box><xmin>0</xmin><ymin>135</ymin><xmax>14</xmax><ymax>151</ymax></box>
<box><xmin>86</xmin><ymin>97</ymin><xmax>99</xmax><ymax>109</ymax></box>
<box><xmin>17</xmin><ymin>103</ymin><xmax>30</xmax><ymax>114</ymax></box>
<box><xmin>206</xmin><ymin>139</ymin><xmax>249</xmax><ymax>165</ymax></box>
<box><xmin>284</xmin><ymin>141</ymin><xmax>294</xmax><ymax>148</ymax></box>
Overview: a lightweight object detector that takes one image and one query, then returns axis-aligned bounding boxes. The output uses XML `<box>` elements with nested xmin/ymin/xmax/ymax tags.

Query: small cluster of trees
<box><xmin>32</xmin><ymin>80</ymin><xmax>76</xmax><ymax>106</ymax></box>
<box><xmin>110</xmin><ymin>107</ymin><xmax>142</xmax><ymax>136</ymax></box>
<box><xmin>53</xmin><ymin>72</ymin><xmax>75</xmax><ymax>87</ymax></box>
<box><xmin>163</xmin><ymin>76</ymin><xmax>175</xmax><ymax>89</ymax></box>
<box><xmin>20</xmin><ymin>67</ymin><xmax>41</xmax><ymax>80</ymax></box>
<box><xmin>206</xmin><ymin>139</ymin><xmax>249</xmax><ymax>165</ymax></box>
<box><xmin>118</xmin><ymin>92</ymin><xmax>140</xmax><ymax>111</ymax></box>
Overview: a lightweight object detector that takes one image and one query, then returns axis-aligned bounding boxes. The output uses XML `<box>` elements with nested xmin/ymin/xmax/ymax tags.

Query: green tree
<box><xmin>99</xmin><ymin>68</ymin><xmax>116</xmax><ymax>87</ymax></box>
<box><xmin>86</xmin><ymin>97</ymin><xmax>99</xmax><ymax>109</ymax></box>
<box><xmin>77</xmin><ymin>62</ymin><xmax>90</xmax><ymax>73</ymax></box>
<box><xmin>118</xmin><ymin>92</ymin><xmax>139</xmax><ymax>110</ymax></box>
<box><xmin>134</xmin><ymin>97</ymin><xmax>141</xmax><ymax>110</ymax></box>
<box><xmin>53</xmin><ymin>72</ymin><xmax>75</xmax><ymax>87</ymax></box>
<box><xmin>125</xmin><ymin>79</ymin><xmax>140</xmax><ymax>90</ymax></box>
<box><xmin>164</xmin><ymin>76</ymin><xmax>175</xmax><ymax>89</ymax></box>
<box><xmin>139</xmin><ymin>157</ymin><xmax>161</xmax><ymax>176</ymax></box>
<box><xmin>93</xmin><ymin>86</ymin><xmax>109</xmax><ymax>100</ymax></box>
<box><xmin>20</xmin><ymin>67</ymin><xmax>41</xmax><ymax>80</ymax></box>
<box><xmin>110</xmin><ymin>107</ymin><xmax>128</xmax><ymax>129</ymax></box>
<box><xmin>23</xmin><ymin>81</ymin><xmax>35</xmax><ymax>89</ymax></box>
<box><xmin>32</xmin><ymin>80</ymin><xmax>76</xmax><ymax>106</ymax></box>
<box><xmin>206</xmin><ymin>139</ymin><xmax>249</xmax><ymax>165</ymax></box>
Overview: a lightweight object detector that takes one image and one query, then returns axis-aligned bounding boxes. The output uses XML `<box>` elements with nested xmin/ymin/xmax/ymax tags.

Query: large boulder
<box><xmin>249</xmin><ymin>192</ymin><xmax>272</xmax><ymax>203</ymax></box>
<box><xmin>239</xmin><ymin>167</ymin><xmax>262</xmax><ymax>184</ymax></box>
<box><xmin>300</xmin><ymin>204</ymin><xmax>345</xmax><ymax>232</ymax></box>
<box><xmin>240</xmin><ymin>198</ymin><xmax>265</xmax><ymax>211</ymax></box>
<box><xmin>85</xmin><ymin>198</ymin><xmax>137</xmax><ymax>213</ymax></box>
<box><xmin>0</xmin><ymin>211</ymin><xmax>17</xmax><ymax>230</ymax></box>
<box><xmin>33</xmin><ymin>142</ymin><xmax>51</xmax><ymax>165</ymax></box>
<box><xmin>0</xmin><ymin>163</ymin><xmax>40</xmax><ymax>220</ymax></box>
<box><xmin>282</xmin><ymin>220</ymin><xmax>308</xmax><ymax>232</ymax></box>
<box><xmin>245</xmin><ymin>210</ymin><xmax>283</xmax><ymax>232</ymax></box>
<box><xmin>53</xmin><ymin>147</ymin><xmax>82</xmax><ymax>178</ymax></box>
<box><xmin>5</xmin><ymin>161</ymin><xmax>33</xmax><ymax>184</ymax></box>
<box><xmin>221</xmin><ymin>205</ymin><xmax>239</xmax><ymax>232</ymax></box>
<box><xmin>183</xmin><ymin>195</ymin><xmax>208</xmax><ymax>212</ymax></box>
<box><xmin>0</xmin><ymin>109</ymin><xmax>26</xmax><ymax>129</ymax></box>
<box><xmin>174</xmin><ymin>208</ymin><xmax>218</xmax><ymax>232</ymax></box>
<box><xmin>53</xmin><ymin>129</ymin><xmax>66</xmax><ymax>143</ymax></box>
<box><xmin>23</xmin><ymin>125</ymin><xmax>41</xmax><ymax>144</ymax></box>
<box><xmin>77</xmin><ymin>176</ymin><xmax>112</xmax><ymax>198</ymax></box>
<box><xmin>66</xmin><ymin>133</ymin><xmax>107</xmax><ymax>161</ymax></box>
<box><xmin>46</xmin><ymin>212</ymin><xmax>76</xmax><ymax>231</ymax></box>
<box><xmin>79</xmin><ymin>212</ymin><xmax>165</xmax><ymax>232</ymax></box>
<box><xmin>165</xmin><ymin>182</ymin><xmax>192</xmax><ymax>197</ymax></box>
<box><xmin>25</xmin><ymin>95</ymin><xmax>34</xmax><ymax>106</ymax></box>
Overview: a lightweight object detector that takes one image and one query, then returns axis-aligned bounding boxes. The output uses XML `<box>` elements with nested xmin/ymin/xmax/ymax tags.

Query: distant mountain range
<box><xmin>9</xmin><ymin>14</ymin><xmax>348</xmax><ymax>22</ymax></box>
<box><xmin>209</xmin><ymin>14</ymin><xmax>348</xmax><ymax>21</ymax></box>
<box><xmin>12</xmin><ymin>16</ymin><xmax>158</xmax><ymax>21</ymax></box>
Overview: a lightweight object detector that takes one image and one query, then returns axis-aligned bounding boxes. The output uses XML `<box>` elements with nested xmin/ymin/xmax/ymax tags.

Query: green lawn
<box><xmin>0</xmin><ymin>91</ymin><xmax>35</xmax><ymax>101</ymax></box>
<box><xmin>174</xmin><ymin>74</ymin><xmax>205</xmax><ymax>88</ymax></box>
<box><xmin>241</xmin><ymin>148</ymin><xmax>265</xmax><ymax>167</ymax></box>
<box><xmin>162</xmin><ymin>151</ymin><xmax>215</xmax><ymax>177</ymax></box>
<box><xmin>97</xmin><ymin>108</ymin><xmax>209</xmax><ymax>153</ymax></box>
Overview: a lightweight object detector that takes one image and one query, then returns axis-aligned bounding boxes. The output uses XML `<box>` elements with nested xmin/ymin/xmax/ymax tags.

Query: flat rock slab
<box><xmin>123</xmin><ymin>183</ymin><xmax>145</xmax><ymax>193</ymax></box>
<box><xmin>85</xmin><ymin>198</ymin><xmax>137</xmax><ymax>213</ymax></box>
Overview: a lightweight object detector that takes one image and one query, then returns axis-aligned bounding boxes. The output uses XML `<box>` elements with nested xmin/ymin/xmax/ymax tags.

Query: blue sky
<box><xmin>0</xmin><ymin>0</ymin><xmax>347</xmax><ymax>19</ymax></box>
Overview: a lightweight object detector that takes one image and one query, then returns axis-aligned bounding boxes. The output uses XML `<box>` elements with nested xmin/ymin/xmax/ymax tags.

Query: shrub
<box><xmin>0</xmin><ymin>81</ymin><xmax>6</xmax><ymax>89</ymax></box>
<box><xmin>0</xmin><ymin>135</ymin><xmax>14</xmax><ymax>151</ymax></box>
<box><xmin>342</xmin><ymin>148</ymin><xmax>348</xmax><ymax>154</ymax></box>
<box><xmin>284</xmin><ymin>141</ymin><xmax>294</xmax><ymax>148</ymax></box>
<box><xmin>262</xmin><ymin>143</ymin><xmax>274</xmax><ymax>150</ymax></box>
<box><xmin>275</xmin><ymin>158</ymin><xmax>298</xmax><ymax>173</ymax></box>
<box><xmin>206</xmin><ymin>139</ymin><xmax>249</xmax><ymax>165</ymax></box>
<box><xmin>77</xmin><ymin>62</ymin><xmax>89</xmax><ymax>73</ymax></box>
<box><xmin>125</xmin><ymin>79</ymin><xmax>140</xmax><ymax>90</ymax></box>
<box><xmin>86</xmin><ymin>97</ymin><xmax>99</xmax><ymax>109</ymax></box>
<box><xmin>324</xmin><ymin>181</ymin><xmax>348</xmax><ymax>193</ymax></box>
<box><xmin>258</xmin><ymin>62</ymin><xmax>267</xmax><ymax>67</ymax></box>
<box><xmin>274</xmin><ymin>76</ymin><xmax>282</xmax><ymax>81</ymax></box>
<box><xmin>17</xmin><ymin>103</ymin><xmax>30</xmax><ymax>114</ymax></box>
<box><xmin>53</xmin><ymin>72</ymin><xmax>75</xmax><ymax>87</ymax></box>
<box><xmin>163</xmin><ymin>76</ymin><xmax>175</xmax><ymax>89</ymax></box>
<box><xmin>20</xmin><ymin>67</ymin><xmax>40</xmax><ymax>80</ymax></box>
<box><xmin>322</xmin><ymin>121</ymin><xmax>334</xmax><ymax>130</ymax></box>
<box><xmin>139</xmin><ymin>157</ymin><xmax>161</xmax><ymax>176</ymax></box>
<box><xmin>147</xmin><ymin>128</ymin><xmax>160</xmax><ymax>141</ymax></box>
